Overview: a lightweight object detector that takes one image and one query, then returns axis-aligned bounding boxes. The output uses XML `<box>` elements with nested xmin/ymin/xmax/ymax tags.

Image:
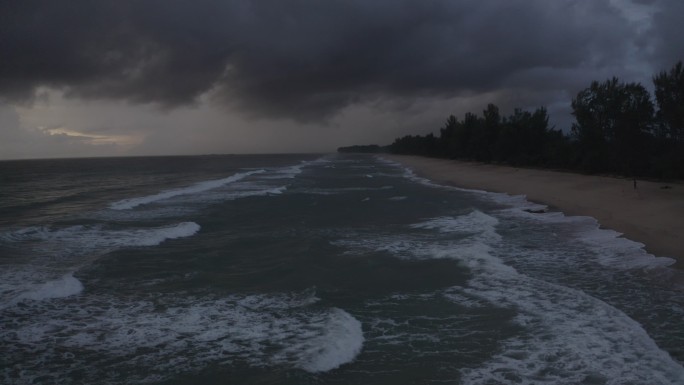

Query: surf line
<box><xmin>110</xmin><ymin>170</ymin><xmax>265</xmax><ymax>210</ymax></box>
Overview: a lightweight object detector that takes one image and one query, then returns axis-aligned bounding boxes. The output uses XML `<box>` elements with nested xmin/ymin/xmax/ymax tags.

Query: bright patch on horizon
<box><xmin>39</xmin><ymin>126</ymin><xmax>141</xmax><ymax>146</ymax></box>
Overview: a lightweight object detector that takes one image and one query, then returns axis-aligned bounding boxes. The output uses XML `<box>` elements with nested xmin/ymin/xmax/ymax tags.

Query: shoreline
<box><xmin>384</xmin><ymin>154</ymin><xmax>684</xmax><ymax>268</ymax></box>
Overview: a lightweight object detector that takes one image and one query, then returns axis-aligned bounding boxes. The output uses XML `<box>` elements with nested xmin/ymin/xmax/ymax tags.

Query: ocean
<box><xmin>1</xmin><ymin>153</ymin><xmax>683</xmax><ymax>384</ymax></box>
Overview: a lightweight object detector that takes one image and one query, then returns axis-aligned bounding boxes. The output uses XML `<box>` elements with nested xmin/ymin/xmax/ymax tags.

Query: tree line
<box><xmin>359</xmin><ymin>61</ymin><xmax>684</xmax><ymax>179</ymax></box>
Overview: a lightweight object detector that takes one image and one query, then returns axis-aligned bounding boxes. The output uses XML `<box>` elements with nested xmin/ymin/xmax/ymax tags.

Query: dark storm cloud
<box><xmin>0</xmin><ymin>0</ymin><xmax>657</xmax><ymax>120</ymax></box>
<box><xmin>647</xmin><ymin>0</ymin><xmax>684</xmax><ymax>71</ymax></box>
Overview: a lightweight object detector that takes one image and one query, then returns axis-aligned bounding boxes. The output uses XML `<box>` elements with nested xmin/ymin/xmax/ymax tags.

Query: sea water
<box><xmin>1</xmin><ymin>154</ymin><xmax>683</xmax><ymax>384</ymax></box>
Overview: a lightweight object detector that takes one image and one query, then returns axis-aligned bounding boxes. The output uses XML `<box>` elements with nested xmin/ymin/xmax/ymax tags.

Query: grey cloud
<box><xmin>0</xmin><ymin>0</ymin><xmax>653</xmax><ymax>121</ymax></box>
<box><xmin>647</xmin><ymin>0</ymin><xmax>684</xmax><ymax>70</ymax></box>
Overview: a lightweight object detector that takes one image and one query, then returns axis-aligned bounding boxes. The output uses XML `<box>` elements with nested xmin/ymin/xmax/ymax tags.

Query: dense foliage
<box><xmin>382</xmin><ymin>62</ymin><xmax>684</xmax><ymax>179</ymax></box>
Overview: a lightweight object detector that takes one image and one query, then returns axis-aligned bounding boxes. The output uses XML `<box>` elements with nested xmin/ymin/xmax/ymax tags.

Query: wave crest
<box><xmin>110</xmin><ymin>170</ymin><xmax>265</xmax><ymax>210</ymax></box>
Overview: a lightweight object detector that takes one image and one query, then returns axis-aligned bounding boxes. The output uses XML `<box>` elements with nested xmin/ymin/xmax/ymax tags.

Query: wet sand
<box><xmin>384</xmin><ymin>155</ymin><xmax>684</xmax><ymax>267</ymax></box>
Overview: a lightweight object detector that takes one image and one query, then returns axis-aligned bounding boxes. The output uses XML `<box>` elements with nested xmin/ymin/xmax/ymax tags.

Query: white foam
<box><xmin>3</xmin><ymin>222</ymin><xmax>200</xmax><ymax>249</ymax></box>
<box><xmin>260</xmin><ymin>157</ymin><xmax>332</xmax><ymax>180</ymax></box>
<box><xmin>237</xmin><ymin>185</ymin><xmax>286</xmax><ymax>197</ymax></box>
<box><xmin>459</xmin><ymin>273</ymin><xmax>684</xmax><ymax>384</ymax></box>
<box><xmin>236</xmin><ymin>286</ymin><xmax>320</xmax><ymax>309</ymax></box>
<box><xmin>109</xmin><ymin>170</ymin><xmax>265</xmax><ymax>210</ymax></box>
<box><xmin>484</xmin><ymin>190</ymin><xmax>549</xmax><ymax>213</ymax></box>
<box><xmin>572</xmin><ymin>219</ymin><xmax>676</xmax><ymax>269</ymax></box>
<box><xmin>0</xmin><ymin>222</ymin><xmax>200</xmax><ymax>307</ymax></box>
<box><xmin>18</xmin><ymin>274</ymin><xmax>84</xmax><ymax>301</ymax></box>
<box><xmin>490</xmin><ymin>200</ymin><xmax>676</xmax><ymax>270</ymax></box>
<box><xmin>275</xmin><ymin>308</ymin><xmax>364</xmax><ymax>373</ymax></box>
<box><xmin>334</xmin><ymin>211</ymin><xmax>504</xmax><ymax>269</ymax></box>
<box><xmin>386</xmin><ymin>158</ymin><xmax>676</xmax><ymax>271</ymax></box>
<box><xmin>298</xmin><ymin>186</ymin><xmax>395</xmax><ymax>196</ymax></box>
<box><xmin>334</xmin><ymin>207</ymin><xmax>684</xmax><ymax>383</ymax></box>
<box><xmin>2</xmin><ymin>290</ymin><xmax>364</xmax><ymax>383</ymax></box>
<box><xmin>411</xmin><ymin>211</ymin><xmax>499</xmax><ymax>235</ymax></box>
<box><xmin>6</xmin><ymin>222</ymin><xmax>200</xmax><ymax>251</ymax></box>
<box><xmin>408</xmin><ymin>218</ymin><xmax>684</xmax><ymax>384</ymax></box>
<box><xmin>401</xmin><ymin>166</ymin><xmax>439</xmax><ymax>187</ymax></box>
<box><xmin>499</xmin><ymin>206</ymin><xmax>675</xmax><ymax>269</ymax></box>
<box><xmin>410</xmin><ymin>212</ymin><xmax>504</xmax><ymax>272</ymax></box>
<box><xmin>441</xmin><ymin>289</ymin><xmax>488</xmax><ymax>309</ymax></box>
<box><xmin>0</xmin><ymin>271</ymin><xmax>86</xmax><ymax>310</ymax></box>
<box><xmin>131</xmin><ymin>183</ymin><xmax>288</xmax><ymax>215</ymax></box>
<box><xmin>263</xmin><ymin>163</ymin><xmax>305</xmax><ymax>179</ymax></box>
<box><xmin>404</xmin><ymin>218</ymin><xmax>683</xmax><ymax>382</ymax></box>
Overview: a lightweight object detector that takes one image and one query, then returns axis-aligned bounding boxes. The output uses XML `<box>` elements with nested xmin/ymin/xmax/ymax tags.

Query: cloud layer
<box><xmin>2</xmin><ymin>0</ymin><xmax>678</xmax><ymax>123</ymax></box>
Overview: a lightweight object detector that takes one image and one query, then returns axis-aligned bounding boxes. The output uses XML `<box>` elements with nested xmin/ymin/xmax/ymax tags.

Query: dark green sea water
<box><xmin>1</xmin><ymin>154</ymin><xmax>683</xmax><ymax>384</ymax></box>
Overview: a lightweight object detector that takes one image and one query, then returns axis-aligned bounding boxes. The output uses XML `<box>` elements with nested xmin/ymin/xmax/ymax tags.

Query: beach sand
<box><xmin>384</xmin><ymin>155</ymin><xmax>684</xmax><ymax>267</ymax></box>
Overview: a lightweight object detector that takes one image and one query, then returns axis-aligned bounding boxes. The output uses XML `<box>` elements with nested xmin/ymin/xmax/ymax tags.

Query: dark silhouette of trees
<box><xmin>337</xmin><ymin>144</ymin><xmax>386</xmax><ymax>153</ymax></box>
<box><xmin>654</xmin><ymin>61</ymin><xmax>684</xmax><ymax>143</ymax></box>
<box><xmin>389</xmin><ymin>104</ymin><xmax>565</xmax><ymax>168</ymax></box>
<box><xmin>504</xmin><ymin>107</ymin><xmax>553</xmax><ymax>166</ymax></box>
<box><xmin>652</xmin><ymin>61</ymin><xmax>684</xmax><ymax>178</ymax></box>
<box><xmin>390</xmin><ymin>134</ymin><xmax>439</xmax><ymax>156</ymax></box>
<box><xmin>344</xmin><ymin>61</ymin><xmax>683</xmax><ymax>180</ymax></box>
<box><xmin>571</xmin><ymin>77</ymin><xmax>654</xmax><ymax>175</ymax></box>
<box><xmin>439</xmin><ymin>115</ymin><xmax>459</xmax><ymax>157</ymax></box>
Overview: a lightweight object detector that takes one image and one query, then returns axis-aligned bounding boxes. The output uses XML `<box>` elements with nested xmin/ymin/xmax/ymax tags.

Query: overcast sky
<box><xmin>1</xmin><ymin>0</ymin><xmax>681</xmax><ymax>159</ymax></box>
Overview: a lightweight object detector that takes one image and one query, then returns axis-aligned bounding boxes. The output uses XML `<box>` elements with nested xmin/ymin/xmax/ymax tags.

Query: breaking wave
<box><xmin>110</xmin><ymin>170</ymin><xmax>265</xmax><ymax>210</ymax></box>
<box><xmin>1</xmin><ymin>289</ymin><xmax>364</xmax><ymax>384</ymax></box>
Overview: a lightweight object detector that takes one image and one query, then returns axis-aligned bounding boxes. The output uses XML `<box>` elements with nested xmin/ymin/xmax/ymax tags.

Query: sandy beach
<box><xmin>384</xmin><ymin>155</ymin><xmax>684</xmax><ymax>267</ymax></box>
